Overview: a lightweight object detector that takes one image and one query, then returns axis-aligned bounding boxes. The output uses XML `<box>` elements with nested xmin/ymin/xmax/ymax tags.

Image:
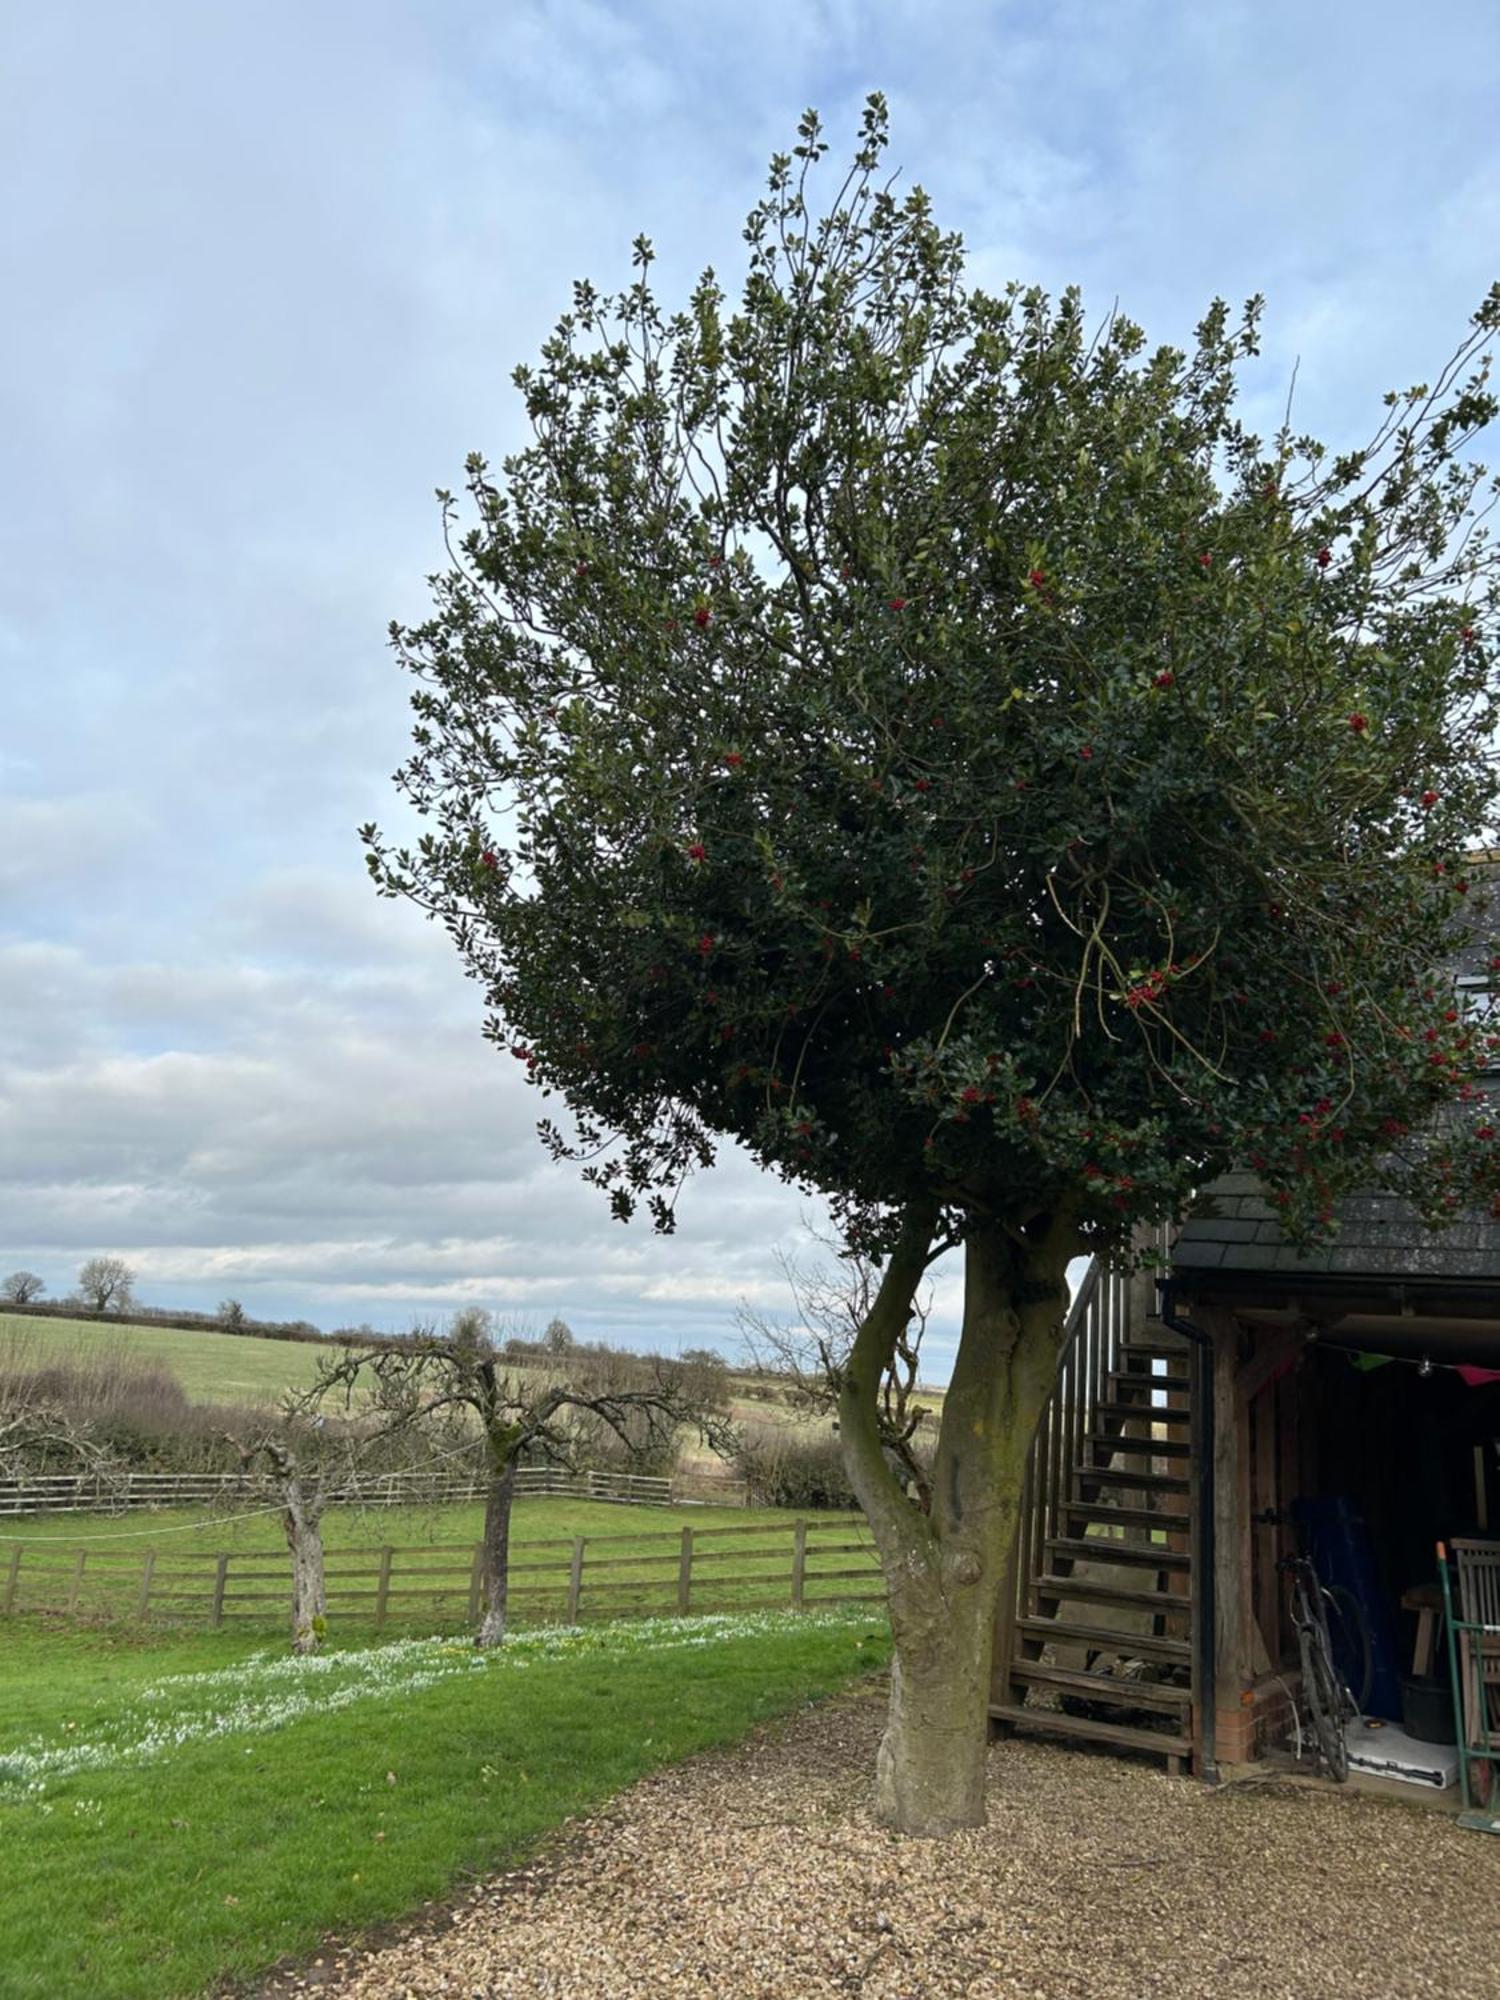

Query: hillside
<box><xmin>0</xmin><ymin>1310</ymin><xmax>331</xmax><ymax>1405</ymax></box>
<box><xmin>0</xmin><ymin>1308</ymin><xmax>946</xmax><ymax>1435</ymax></box>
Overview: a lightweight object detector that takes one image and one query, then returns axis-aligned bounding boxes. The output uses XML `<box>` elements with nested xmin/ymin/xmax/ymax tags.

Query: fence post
<box><xmin>568</xmin><ymin>1537</ymin><xmax>585</xmax><ymax>1622</ymax></box>
<box><xmin>677</xmin><ymin>1526</ymin><xmax>694</xmax><ymax>1614</ymax></box>
<box><xmin>211</xmin><ymin>1553</ymin><xmax>229</xmax><ymax>1628</ymax></box>
<box><xmin>375</xmin><ymin>1545</ymin><xmax>393</xmax><ymax>1630</ymax></box>
<box><xmin>66</xmin><ymin>1548</ymin><xmax>87</xmax><ymax>1616</ymax></box>
<box><xmin>791</xmin><ymin>1517</ymin><xmax>808</xmax><ymax>1611</ymax></box>
<box><xmin>467</xmin><ymin>1544</ymin><xmax>484</xmax><ymax>1622</ymax></box>
<box><xmin>2</xmin><ymin>1543</ymin><xmax>20</xmax><ymax>1614</ymax></box>
<box><xmin>137</xmin><ymin>1550</ymin><xmax>156</xmax><ymax>1622</ymax></box>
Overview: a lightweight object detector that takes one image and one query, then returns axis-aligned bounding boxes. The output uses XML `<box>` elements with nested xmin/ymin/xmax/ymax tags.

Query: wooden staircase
<box><xmin>990</xmin><ymin>1254</ymin><xmax>1200</xmax><ymax>1773</ymax></box>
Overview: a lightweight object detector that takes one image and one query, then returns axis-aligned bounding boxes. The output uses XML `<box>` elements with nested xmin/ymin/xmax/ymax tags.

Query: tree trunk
<box><xmin>839</xmin><ymin>1205</ymin><xmax>1076</xmax><ymax>1835</ymax></box>
<box><xmin>474</xmin><ymin>1450</ymin><xmax>517</xmax><ymax>1647</ymax></box>
<box><xmin>282</xmin><ymin>1483</ymin><xmax>327</xmax><ymax>1656</ymax></box>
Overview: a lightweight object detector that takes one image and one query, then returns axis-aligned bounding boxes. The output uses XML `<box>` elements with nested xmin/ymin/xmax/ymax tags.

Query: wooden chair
<box><xmin>1448</xmin><ymin>1540</ymin><xmax>1500</xmax><ymax>1811</ymax></box>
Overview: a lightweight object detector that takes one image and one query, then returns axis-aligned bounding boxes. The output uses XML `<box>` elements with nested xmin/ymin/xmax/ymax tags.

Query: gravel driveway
<box><xmin>257</xmin><ymin>1678</ymin><xmax>1500</xmax><ymax>2000</ymax></box>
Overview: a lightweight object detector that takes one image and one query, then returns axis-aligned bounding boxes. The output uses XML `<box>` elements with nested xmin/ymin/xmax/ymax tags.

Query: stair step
<box><xmin>1045</xmin><ymin>1535</ymin><xmax>1190</xmax><ymax>1572</ymax></box>
<box><xmin>1118</xmin><ymin>1339</ymin><xmax>1189</xmax><ymax>1360</ymax></box>
<box><xmin>990</xmin><ymin>1701</ymin><xmax>1192</xmax><ymax>1760</ymax></box>
<box><xmin>1006</xmin><ymin>1660</ymin><xmax>1193</xmax><ymax>1711</ymax></box>
<box><xmin>1017</xmin><ymin>1615</ymin><xmax>1191</xmax><ymax>1664</ymax></box>
<box><xmin>1035</xmin><ymin>1573</ymin><xmax>1191</xmax><ymax>1616</ymax></box>
<box><xmin>1065</xmin><ymin>1500</ymin><xmax>1191</xmax><ymax>1535</ymax></box>
<box><xmin>1094</xmin><ymin>1399</ymin><xmax>1191</xmax><ymax>1425</ymax></box>
<box><xmin>1109</xmin><ymin>1368</ymin><xmax>1191</xmax><ymax>1395</ymax></box>
<box><xmin>1086</xmin><ymin>1430</ymin><xmax>1192</xmax><ymax>1459</ymax></box>
<box><xmin>1076</xmin><ymin>1464</ymin><xmax>1190</xmax><ymax>1495</ymax></box>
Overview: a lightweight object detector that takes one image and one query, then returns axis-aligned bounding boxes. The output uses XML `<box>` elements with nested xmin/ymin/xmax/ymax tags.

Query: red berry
<box><xmin>723</xmin><ymin>752</ymin><xmax>743</xmax><ymax>769</ymax></box>
<box><xmin>693</xmin><ymin>605</ymin><xmax>711</xmax><ymax>628</ymax></box>
<box><xmin>1080</xmin><ymin>744</ymin><xmax>1094</xmax><ymax>761</ymax></box>
<box><xmin>686</xmin><ymin>842</ymin><xmax>706</xmax><ymax>863</ymax></box>
<box><xmin>697</xmin><ymin>935</ymin><xmax>714</xmax><ymax>956</ymax></box>
<box><xmin>1198</xmin><ymin>552</ymin><xmax>1212</xmax><ymax>568</ymax></box>
<box><xmin>1154</xmin><ymin>671</ymin><xmax>1175</xmax><ymax>688</ymax></box>
<box><xmin>1420</xmin><ymin>790</ymin><xmax>1439</xmax><ymax>809</ymax></box>
<box><xmin>1316</xmin><ymin>547</ymin><xmax>1332</xmax><ymax>568</ymax></box>
<box><xmin>1348</xmin><ymin>713</ymin><xmax>1367</xmax><ymax>733</ymax></box>
<box><xmin>888</xmin><ymin>596</ymin><xmax>908</xmax><ymax>611</ymax></box>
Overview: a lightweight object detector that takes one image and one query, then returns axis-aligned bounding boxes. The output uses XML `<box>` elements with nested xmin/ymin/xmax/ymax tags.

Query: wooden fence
<box><xmin>0</xmin><ymin>1464</ymin><xmax>676</xmax><ymax>1519</ymax></box>
<box><xmin>0</xmin><ymin>1514</ymin><xmax>882</xmax><ymax>1629</ymax></box>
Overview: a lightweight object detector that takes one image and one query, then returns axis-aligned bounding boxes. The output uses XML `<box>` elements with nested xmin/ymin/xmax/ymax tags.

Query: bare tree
<box><xmin>222</xmin><ymin>1407</ymin><xmax>372</xmax><ymax>1655</ymax></box>
<box><xmin>1</xmin><ymin>1271</ymin><xmax>46</xmax><ymax>1305</ymax></box>
<box><xmin>0</xmin><ymin>1396</ymin><xmax>124</xmax><ymax>1505</ymax></box>
<box><xmin>76</xmin><ymin>1256</ymin><xmax>136</xmax><ymax>1313</ymax></box>
<box><xmin>740</xmin><ymin>1239</ymin><xmax>939</xmax><ymax>1514</ymax></box>
<box><xmin>318</xmin><ymin>1313</ymin><xmax>734</xmax><ymax>1646</ymax></box>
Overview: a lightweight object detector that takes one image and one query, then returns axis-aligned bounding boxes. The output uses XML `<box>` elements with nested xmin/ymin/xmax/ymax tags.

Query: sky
<box><xmin>3</xmin><ymin>0</ymin><xmax>1499</xmax><ymax>1379</ymax></box>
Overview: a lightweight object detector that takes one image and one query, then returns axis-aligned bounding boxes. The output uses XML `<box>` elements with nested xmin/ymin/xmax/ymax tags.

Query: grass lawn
<box><xmin>0</xmin><ymin>1606</ymin><xmax>890</xmax><ymax>2000</ymax></box>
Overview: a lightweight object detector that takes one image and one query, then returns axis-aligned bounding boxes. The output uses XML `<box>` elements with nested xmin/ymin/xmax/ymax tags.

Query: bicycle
<box><xmin>1279</xmin><ymin>1551</ymin><xmax>1363</xmax><ymax>1781</ymax></box>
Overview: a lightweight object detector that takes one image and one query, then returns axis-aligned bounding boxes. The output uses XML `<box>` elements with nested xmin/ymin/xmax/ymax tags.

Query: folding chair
<box><xmin>1439</xmin><ymin>1538</ymin><xmax>1500</xmax><ymax>1834</ymax></box>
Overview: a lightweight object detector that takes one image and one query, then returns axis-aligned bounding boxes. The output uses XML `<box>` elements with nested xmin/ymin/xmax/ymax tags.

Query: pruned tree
<box><xmin>217</xmin><ymin>1298</ymin><xmax>247</xmax><ymax>1332</ymax></box>
<box><xmin>1</xmin><ymin>1271</ymin><xmax>46</xmax><ymax>1306</ymax></box>
<box><xmin>0</xmin><ymin>1400</ymin><xmax>122</xmax><ymax>1496</ymax></box>
<box><xmin>740</xmin><ymin>1240</ymin><xmax>937</xmax><ymax>1512</ymax></box>
<box><xmin>76</xmin><ymin>1256</ymin><xmax>135</xmax><ymax>1313</ymax></box>
<box><xmin>318</xmin><ymin>1313</ymin><xmax>734</xmax><ymax>1646</ymax></box>
<box><xmin>364</xmin><ymin>96</ymin><xmax>1500</xmax><ymax>1830</ymax></box>
<box><xmin>223</xmin><ymin>1406</ymin><xmax>371</xmax><ymax>1655</ymax></box>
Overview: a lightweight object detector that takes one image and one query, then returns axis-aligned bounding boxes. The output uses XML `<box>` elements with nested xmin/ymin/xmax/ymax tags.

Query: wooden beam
<box><xmin>1236</xmin><ymin>1322</ymin><xmax>1307</xmax><ymax>1403</ymax></box>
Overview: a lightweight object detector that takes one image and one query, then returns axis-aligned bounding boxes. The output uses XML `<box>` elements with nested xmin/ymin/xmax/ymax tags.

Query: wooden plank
<box><xmin>3</xmin><ymin>1544</ymin><xmax>22</xmax><ymax>1614</ymax></box>
<box><xmin>467</xmin><ymin>1545</ymin><xmax>484</xmax><ymax>1622</ymax></box>
<box><xmin>987</xmin><ymin>1701</ymin><xmax>1191</xmax><ymax>1758</ymax></box>
<box><xmin>1015</xmin><ymin>1615</ymin><xmax>1190</xmax><ymax>1663</ymax></box>
<box><xmin>677</xmin><ymin>1527</ymin><xmax>694</xmax><ymax>1613</ymax></box>
<box><xmin>211</xmin><ymin>1554</ymin><xmax>230</xmax><ymax>1628</ymax></box>
<box><xmin>1045</xmin><ymin>1536</ymin><xmax>1190</xmax><ymax>1571</ymax></box>
<box><xmin>137</xmin><ymin>1550</ymin><xmax>156</xmax><ymax>1621</ymax></box>
<box><xmin>1034</xmin><ymin>1575</ymin><xmax>1191</xmax><ymax>1616</ymax></box>
<box><xmin>790</xmin><ymin>1519</ymin><xmax>807</xmax><ymax>1610</ymax></box>
<box><xmin>66</xmin><ymin>1549</ymin><xmax>87</xmax><ymax>1615</ymax></box>
<box><xmin>1063</xmin><ymin>1501</ymin><xmax>1191</xmax><ymax>1534</ymax></box>
<box><xmin>1006</xmin><ymin>1661</ymin><xmax>1193</xmax><ymax>1711</ymax></box>
<box><xmin>567</xmin><ymin>1538</ymin><xmax>585</xmax><ymax>1621</ymax></box>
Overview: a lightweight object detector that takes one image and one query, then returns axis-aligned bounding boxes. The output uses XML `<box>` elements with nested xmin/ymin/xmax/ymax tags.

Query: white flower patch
<box><xmin>0</xmin><ymin>1607</ymin><xmax>880</xmax><ymax>1801</ymax></box>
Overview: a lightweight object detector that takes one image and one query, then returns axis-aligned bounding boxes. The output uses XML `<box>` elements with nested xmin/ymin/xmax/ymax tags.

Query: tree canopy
<box><xmin>367</xmin><ymin>93</ymin><xmax>1500</xmax><ymax>1265</ymax></box>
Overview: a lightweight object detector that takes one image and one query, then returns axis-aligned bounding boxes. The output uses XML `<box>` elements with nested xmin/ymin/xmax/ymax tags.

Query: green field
<box><xmin>0</xmin><ymin>1605</ymin><xmax>890</xmax><ymax>1999</ymax></box>
<box><xmin>0</xmin><ymin>1311</ymin><xmax>945</xmax><ymax>1431</ymax></box>
<box><xmin>0</xmin><ymin>1311</ymin><xmax>333</xmax><ymax>1405</ymax></box>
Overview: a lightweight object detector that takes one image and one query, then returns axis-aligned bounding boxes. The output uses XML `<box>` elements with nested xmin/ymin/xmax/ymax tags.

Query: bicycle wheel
<box><xmin>1300</xmin><ymin>1625</ymin><xmax>1350</xmax><ymax>1782</ymax></box>
<box><xmin>1323</xmin><ymin>1585</ymin><xmax>1373</xmax><ymax>1714</ymax></box>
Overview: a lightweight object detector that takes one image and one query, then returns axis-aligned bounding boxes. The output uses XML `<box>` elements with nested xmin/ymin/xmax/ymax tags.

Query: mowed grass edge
<box><xmin>0</xmin><ymin>1608</ymin><xmax>891</xmax><ymax>2000</ymax></box>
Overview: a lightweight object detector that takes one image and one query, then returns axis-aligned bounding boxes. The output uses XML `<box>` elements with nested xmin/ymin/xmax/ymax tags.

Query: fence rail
<box><xmin>0</xmin><ymin>1464</ymin><xmax>676</xmax><ymax>1518</ymax></box>
<box><xmin>0</xmin><ymin>1513</ymin><xmax>882</xmax><ymax>1630</ymax></box>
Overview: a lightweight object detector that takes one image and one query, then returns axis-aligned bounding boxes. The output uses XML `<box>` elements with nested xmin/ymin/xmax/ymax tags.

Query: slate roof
<box><xmin>1174</xmin><ymin>850</ymin><xmax>1500</xmax><ymax>1288</ymax></box>
<box><xmin>1172</xmin><ymin>1170</ymin><xmax>1500</xmax><ymax>1283</ymax></box>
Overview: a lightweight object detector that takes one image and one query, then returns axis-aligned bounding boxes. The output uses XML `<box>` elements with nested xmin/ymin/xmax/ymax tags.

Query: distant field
<box><xmin>0</xmin><ymin>1312</ymin><xmax>331</xmax><ymax>1405</ymax></box>
<box><xmin>0</xmin><ymin>1309</ymin><xmax>948</xmax><ymax>1433</ymax></box>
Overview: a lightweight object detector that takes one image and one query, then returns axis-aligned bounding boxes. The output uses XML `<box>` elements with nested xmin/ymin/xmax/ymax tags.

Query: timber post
<box><xmin>567</xmin><ymin>1537</ymin><xmax>585</xmax><ymax>1622</ymax></box>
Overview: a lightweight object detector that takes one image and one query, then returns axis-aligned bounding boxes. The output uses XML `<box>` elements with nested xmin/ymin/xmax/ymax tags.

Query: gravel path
<box><xmin>257</xmin><ymin>1680</ymin><xmax>1500</xmax><ymax>2000</ymax></box>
